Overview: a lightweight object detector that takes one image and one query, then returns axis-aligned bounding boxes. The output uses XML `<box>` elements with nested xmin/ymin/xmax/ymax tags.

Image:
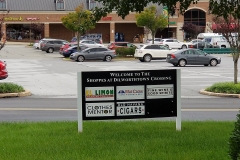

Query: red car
<box><xmin>0</xmin><ymin>60</ymin><xmax>8</xmax><ymax>80</ymax></box>
<box><xmin>59</xmin><ymin>42</ymin><xmax>77</xmax><ymax>55</ymax></box>
<box><xmin>107</xmin><ymin>42</ymin><xmax>136</xmax><ymax>50</ymax></box>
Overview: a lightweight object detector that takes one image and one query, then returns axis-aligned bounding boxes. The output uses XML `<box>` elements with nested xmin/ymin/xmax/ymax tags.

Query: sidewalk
<box><xmin>5</xmin><ymin>41</ymin><xmax>30</xmax><ymax>45</ymax></box>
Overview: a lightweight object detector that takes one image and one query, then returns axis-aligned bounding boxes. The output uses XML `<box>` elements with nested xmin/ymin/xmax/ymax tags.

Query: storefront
<box><xmin>1</xmin><ymin>0</ymin><xmax>211</xmax><ymax>43</ymax></box>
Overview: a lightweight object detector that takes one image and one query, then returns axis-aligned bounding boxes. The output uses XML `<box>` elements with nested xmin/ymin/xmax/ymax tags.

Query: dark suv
<box><xmin>41</xmin><ymin>39</ymin><xmax>68</xmax><ymax>53</ymax></box>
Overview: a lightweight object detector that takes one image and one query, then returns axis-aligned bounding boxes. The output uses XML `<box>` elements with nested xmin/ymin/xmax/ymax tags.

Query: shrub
<box><xmin>229</xmin><ymin>112</ymin><xmax>240</xmax><ymax>160</ymax></box>
<box><xmin>115</xmin><ymin>47</ymin><xmax>135</xmax><ymax>57</ymax></box>
<box><xmin>0</xmin><ymin>82</ymin><xmax>25</xmax><ymax>93</ymax></box>
<box><xmin>205</xmin><ymin>82</ymin><xmax>240</xmax><ymax>94</ymax></box>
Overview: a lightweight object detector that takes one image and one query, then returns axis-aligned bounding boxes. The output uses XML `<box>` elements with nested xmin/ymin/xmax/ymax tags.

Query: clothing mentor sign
<box><xmin>77</xmin><ymin>69</ymin><xmax>181</xmax><ymax>132</ymax></box>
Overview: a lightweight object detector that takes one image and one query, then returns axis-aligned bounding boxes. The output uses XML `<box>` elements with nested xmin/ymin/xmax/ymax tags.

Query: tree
<box><xmin>91</xmin><ymin>0</ymin><xmax>199</xmax><ymax>21</ymax></box>
<box><xmin>0</xmin><ymin>10</ymin><xmax>10</xmax><ymax>50</ymax></box>
<box><xmin>61</xmin><ymin>4</ymin><xmax>96</xmax><ymax>51</ymax></box>
<box><xmin>30</xmin><ymin>23</ymin><xmax>44</xmax><ymax>40</ymax></box>
<box><xmin>209</xmin><ymin>0</ymin><xmax>240</xmax><ymax>84</ymax></box>
<box><xmin>181</xmin><ymin>23</ymin><xmax>203</xmax><ymax>40</ymax></box>
<box><xmin>135</xmin><ymin>6</ymin><xmax>168</xmax><ymax>44</ymax></box>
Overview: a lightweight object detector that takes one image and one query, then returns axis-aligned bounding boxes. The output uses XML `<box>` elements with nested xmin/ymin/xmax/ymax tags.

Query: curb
<box><xmin>0</xmin><ymin>90</ymin><xmax>32</xmax><ymax>98</ymax></box>
<box><xmin>199</xmin><ymin>89</ymin><xmax>240</xmax><ymax>98</ymax></box>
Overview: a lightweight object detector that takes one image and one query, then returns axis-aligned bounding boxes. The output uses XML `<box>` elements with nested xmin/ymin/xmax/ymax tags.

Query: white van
<box><xmin>197</xmin><ymin>33</ymin><xmax>230</xmax><ymax>48</ymax></box>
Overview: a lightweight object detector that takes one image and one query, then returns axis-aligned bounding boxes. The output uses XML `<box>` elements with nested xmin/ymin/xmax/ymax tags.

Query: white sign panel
<box><xmin>85</xmin><ymin>86</ymin><xmax>114</xmax><ymax>101</ymax></box>
<box><xmin>117</xmin><ymin>101</ymin><xmax>145</xmax><ymax>116</ymax></box>
<box><xmin>147</xmin><ymin>84</ymin><xmax>174</xmax><ymax>99</ymax></box>
<box><xmin>86</xmin><ymin>102</ymin><xmax>115</xmax><ymax>117</ymax></box>
<box><xmin>116</xmin><ymin>85</ymin><xmax>145</xmax><ymax>100</ymax></box>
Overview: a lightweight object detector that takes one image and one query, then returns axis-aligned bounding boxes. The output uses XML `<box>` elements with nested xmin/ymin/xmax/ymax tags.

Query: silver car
<box><xmin>41</xmin><ymin>39</ymin><xmax>68</xmax><ymax>53</ymax></box>
<box><xmin>70</xmin><ymin>47</ymin><xmax>116</xmax><ymax>62</ymax></box>
<box><xmin>166</xmin><ymin>49</ymin><xmax>221</xmax><ymax>67</ymax></box>
<box><xmin>79</xmin><ymin>40</ymin><xmax>105</xmax><ymax>48</ymax></box>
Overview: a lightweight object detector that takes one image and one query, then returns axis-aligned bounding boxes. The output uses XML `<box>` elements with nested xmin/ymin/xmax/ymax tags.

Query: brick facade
<box><xmin>3</xmin><ymin>1</ymin><xmax>212</xmax><ymax>43</ymax></box>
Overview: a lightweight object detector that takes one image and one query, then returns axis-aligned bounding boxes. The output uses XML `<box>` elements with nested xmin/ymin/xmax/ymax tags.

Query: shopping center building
<box><xmin>1</xmin><ymin>0</ymin><xmax>211</xmax><ymax>43</ymax></box>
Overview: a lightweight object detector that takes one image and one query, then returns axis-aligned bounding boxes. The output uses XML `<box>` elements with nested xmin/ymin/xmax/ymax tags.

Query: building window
<box><xmin>87</xmin><ymin>0</ymin><xmax>96</xmax><ymax>10</ymax></box>
<box><xmin>56</xmin><ymin>0</ymin><xmax>65</xmax><ymax>10</ymax></box>
<box><xmin>184</xmin><ymin>9</ymin><xmax>206</xmax><ymax>26</ymax></box>
<box><xmin>0</xmin><ymin>0</ymin><xmax>6</xmax><ymax>10</ymax></box>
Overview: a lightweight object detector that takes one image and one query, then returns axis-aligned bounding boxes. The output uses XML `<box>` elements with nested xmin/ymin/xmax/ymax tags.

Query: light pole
<box><xmin>30</xmin><ymin>20</ymin><xmax>32</xmax><ymax>42</ymax></box>
<box><xmin>168</xmin><ymin>12</ymin><xmax>170</xmax><ymax>38</ymax></box>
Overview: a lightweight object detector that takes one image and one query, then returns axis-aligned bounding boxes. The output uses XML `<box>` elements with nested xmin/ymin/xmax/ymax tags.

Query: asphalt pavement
<box><xmin>1</xmin><ymin>44</ymin><xmax>239</xmax><ymax>98</ymax></box>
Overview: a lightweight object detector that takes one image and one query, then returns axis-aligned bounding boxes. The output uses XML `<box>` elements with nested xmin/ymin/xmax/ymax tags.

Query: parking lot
<box><xmin>0</xmin><ymin>44</ymin><xmax>239</xmax><ymax>98</ymax></box>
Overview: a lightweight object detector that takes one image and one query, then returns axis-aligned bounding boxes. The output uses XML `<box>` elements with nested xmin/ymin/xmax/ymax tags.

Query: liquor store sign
<box><xmin>77</xmin><ymin>69</ymin><xmax>181</xmax><ymax>132</ymax></box>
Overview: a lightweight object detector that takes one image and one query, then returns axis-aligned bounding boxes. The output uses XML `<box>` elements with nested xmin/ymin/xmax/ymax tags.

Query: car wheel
<box><xmin>139</xmin><ymin>59</ymin><xmax>144</xmax><ymax>62</ymax></box>
<box><xmin>204</xmin><ymin>64</ymin><xmax>209</xmax><ymax>66</ymax></box>
<box><xmin>105</xmin><ymin>55</ymin><xmax>112</xmax><ymax>62</ymax></box>
<box><xmin>178</xmin><ymin>59</ymin><xmax>186</xmax><ymax>67</ymax></box>
<box><xmin>210</xmin><ymin>59</ymin><xmax>217</xmax><ymax>66</ymax></box>
<box><xmin>182</xmin><ymin>45</ymin><xmax>187</xmax><ymax>49</ymax></box>
<box><xmin>143</xmin><ymin>54</ymin><xmax>152</xmax><ymax>62</ymax></box>
<box><xmin>173</xmin><ymin>64</ymin><xmax>178</xmax><ymax>67</ymax></box>
<box><xmin>221</xmin><ymin>45</ymin><xmax>226</xmax><ymax>48</ymax></box>
<box><xmin>165</xmin><ymin>45</ymin><xmax>169</xmax><ymax>48</ymax></box>
<box><xmin>77</xmin><ymin>56</ymin><xmax>85</xmax><ymax>62</ymax></box>
<box><xmin>47</xmin><ymin>48</ymin><xmax>54</xmax><ymax>53</ymax></box>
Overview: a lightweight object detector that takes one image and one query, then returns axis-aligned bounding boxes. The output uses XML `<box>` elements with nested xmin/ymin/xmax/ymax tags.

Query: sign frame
<box><xmin>77</xmin><ymin>69</ymin><xmax>181</xmax><ymax>132</ymax></box>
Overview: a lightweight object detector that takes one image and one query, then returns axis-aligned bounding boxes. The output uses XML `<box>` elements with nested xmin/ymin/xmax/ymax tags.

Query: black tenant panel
<box><xmin>81</xmin><ymin>69</ymin><xmax>178</xmax><ymax>120</ymax></box>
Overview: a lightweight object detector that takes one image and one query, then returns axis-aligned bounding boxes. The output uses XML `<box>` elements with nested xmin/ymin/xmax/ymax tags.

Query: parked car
<box><xmin>79</xmin><ymin>40</ymin><xmax>105</xmax><ymax>48</ymax></box>
<box><xmin>134</xmin><ymin>44</ymin><xmax>178</xmax><ymax>62</ymax></box>
<box><xmin>166</xmin><ymin>48</ymin><xmax>221</xmax><ymax>67</ymax></box>
<box><xmin>41</xmin><ymin>39</ymin><xmax>68</xmax><ymax>53</ymax></box>
<box><xmin>0</xmin><ymin>60</ymin><xmax>8</xmax><ymax>80</ymax></box>
<box><xmin>93</xmin><ymin>39</ymin><xmax>103</xmax><ymax>44</ymax></box>
<box><xmin>70</xmin><ymin>47</ymin><xmax>116</xmax><ymax>62</ymax></box>
<box><xmin>61</xmin><ymin>44</ymin><xmax>89</xmax><ymax>57</ymax></box>
<box><xmin>159</xmin><ymin>38</ymin><xmax>187</xmax><ymax>49</ymax></box>
<box><xmin>188</xmin><ymin>42</ymin><xmax>219</xmax><ymax>50</ymax></box>
<box><xmin>37</xmin><ymin>38</ymin><xmax>57</xmax><ymax>50</ymax></box>
<box><xmin>182</xmin><ymin>39</ymin><xmax>204</xmax><ymax>48</ymax></box>
<box><xmin>33</xmin><ymin>40</ymin><xmax>40</xmax><ymax>49</ymax></box>
<box><xmin>71</xmin><ymin>36</ymin><xmax>103</xmax><ymax>44</ymax></box>
<box><xmin>108</xmin><ymin>42</ymin><xmax>136</xmax><ymax>50</ymax></box>
<box><xmin>59</xmin><ymin>42</ymin><xmax>78</xmax><ymax>55</ymax></box>
<box><xmin>146</xmin><ymin>38</ymin><xmax>162</xmax><ymax>44</ymax></box>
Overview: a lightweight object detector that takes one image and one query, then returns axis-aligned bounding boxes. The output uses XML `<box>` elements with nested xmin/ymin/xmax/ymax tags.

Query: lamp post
<box><xmin>168</xmin><ymin>12</ymin><xmax>170</xmax><ymax>38</ymax></box>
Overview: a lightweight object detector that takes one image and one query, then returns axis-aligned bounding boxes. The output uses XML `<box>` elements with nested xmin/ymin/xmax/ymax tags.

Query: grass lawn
<box><xmin>0</xmin><ymin>121</ymin><xmax>235</xmax><ymax>160</ymax></box>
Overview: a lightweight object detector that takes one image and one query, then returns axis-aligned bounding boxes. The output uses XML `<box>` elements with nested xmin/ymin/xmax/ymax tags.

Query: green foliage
<box><xmin>61</xmin><ymin>5</ymin><xmax>95</xmax><ymax>34</ymax></box>
<box><xmin>115</xmin><ymin>47</ymin><xmax>135</xmax><ymax>57</ymax></box>
<box><xmin>0</xmin><ymin>82</ymin><xmax>24</xmax><ymax>93</ymax></box>
<box><xmin>92</xmin><ymin>0</ymin><xmax>199</xmax><ymax>20</ymax></box>
<box><xmin>205</xmin><ymin>82</ymin><xmax>240</xmax><ymax>94</ymax></box>
<box><xmin>61</xmin><ymin>4</ymin><xmax>96</xmax><ymax>51</ymax></box>
<box><xmin>229</xmin><ymin>112</ymin><xmax>240</xmax><ymax>160</ymax></box>
<box><xmin>135</xmin><ymin>5</ymin><xmax>168</xmax><ymax>41</ymax></box>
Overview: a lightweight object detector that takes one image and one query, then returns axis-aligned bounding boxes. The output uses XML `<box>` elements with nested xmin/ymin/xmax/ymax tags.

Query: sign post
<box><xmin>77</xmin><ymin>69</ymin><xmax>181</xmax><ymax>132</ymax></box>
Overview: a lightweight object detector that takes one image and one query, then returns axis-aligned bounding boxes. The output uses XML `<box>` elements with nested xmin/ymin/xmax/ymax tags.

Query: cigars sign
<box><xmin>77</xmin><ymin>69</ymin><xmax>181</xmax><ymax>131</ymax></box>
